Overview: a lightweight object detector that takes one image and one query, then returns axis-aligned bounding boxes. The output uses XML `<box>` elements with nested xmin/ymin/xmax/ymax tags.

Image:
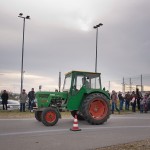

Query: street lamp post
<box><xmin>93</xmin><ymin>23</ymin><xmax>103</xmax><ymax>73</ymax></box>
<box><xmin>18</xmin><ymin>13</ymin><xmax>30</xmax><ymax>93</ymax></box>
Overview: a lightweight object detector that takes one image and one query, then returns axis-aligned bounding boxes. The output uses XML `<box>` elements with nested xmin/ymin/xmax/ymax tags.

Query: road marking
<box><xmin>0</xmin><ymin>116</ymin><xmax>150</xmax><ymax>121</ymax></box>
<box><xmin>0</xmin><ymin>129</ymin><xmax>68</xmax><ymax>136</ymax></box>
<box><xmin>0</xmin><ymin>125</ymin><xmax>150</xmax><ymax>136</ymax></box>
<box><xmin>110</xmin><ymin>116</ymin><xmax>150</xmax><ymax>120</ymax></box>
<box><xmin>0</xmin><ymin>118</ymin><xmax>72</xmax><ymax>121</ymax></box>
<box><xmin>0</xmin><ymin>118</ymin><xmax>34</xmax><ymax>121</ymax></box>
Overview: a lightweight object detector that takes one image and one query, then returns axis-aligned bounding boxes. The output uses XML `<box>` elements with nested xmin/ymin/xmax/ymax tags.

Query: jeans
<box><xmin>20</xmin><ymin>103</ymin><xmax>25</xmax><ymax>112</ymax></box>
<box><xmin>125</xmin><ymin>100</ymin><xmax>130</xmax><ymax>110</ymax></box>
<box><xmin>131</xmin><ymin>101</ymin><xmax>136</xmax><ymax>112</ymax></box>
<box><xmin>28</xmin><ymin>101</ymin><xmax>31</xmax><ymax>110</ymax></box>
<box><xmin>119</xmin><ymin>100</ymin><xmax>124</xmax><ymax>110</ymax></box>
<box><xmin>140</xmin><ymin>104</ymin><xmax>143</xmax><ymax>113</ymax></box>
<box><xmin>137</xmin><ymin>98</ymin><xmax>140</xmax><ymax>110</ymax></box>
<box><xmin>3</xmin><ymin>103</ymin><xmax>7</xmax><ymax>110</ymax></box>
<box><xmin>111</xmin><ymin>101</ymin><xmax>120</xmax><ymax>113</ymax></box>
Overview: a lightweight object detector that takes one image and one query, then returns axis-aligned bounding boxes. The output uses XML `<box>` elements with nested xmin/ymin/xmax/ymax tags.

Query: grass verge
<box><xmin>0</xmin><ymin>109</ymin><xmax>134</xmax><ymax>119</ymax></box>
<box><xmin>0</xmin><ymin>110</ymin><xmax>71</xmax><ymax>119</ymax></box>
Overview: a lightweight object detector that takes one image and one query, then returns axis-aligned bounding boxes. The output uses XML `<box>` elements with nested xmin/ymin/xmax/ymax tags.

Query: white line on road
<box><xmin>110</xmin><ymin>116</ymin><xmax>150</xmax><ymax>120</ymax></box>
<box><xmin>0</xmin><ymin>118</ymin><xmax>72</xmax><ymax>121</ymax></box>
<box><xmin>0</xmin><ymin>125</ymin><xmax>150</xmax><ymax>137</ymax></box>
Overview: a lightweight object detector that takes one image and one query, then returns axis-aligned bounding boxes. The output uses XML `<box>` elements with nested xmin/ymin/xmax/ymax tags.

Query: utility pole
<box><xmin>122</xmin><ymin>77</ymin><xmax>125</xmax><ymax>95</ymax></box>
<box><xmin>108</xmin><ymin>81</ymin><xmax>110</xmax><ymax>92</ymax></box>
<box><xmin>93</xmin><ymin>23</ymin><xmax>103</xmax><ymax>73</ymax></box>
<box><xmin>141</xmin><ymin>74</ymin><xmax>143</xmax><ymax>93</ymax></box>
<box><xmin>18</xmin><ymin>13</ymin><xmax>30</xmax><ymax>93</ymax></box>
<box><xmin>129</xmin><ymin>78</ymin><xmax>132</xmax><ymax>93</ymax></box>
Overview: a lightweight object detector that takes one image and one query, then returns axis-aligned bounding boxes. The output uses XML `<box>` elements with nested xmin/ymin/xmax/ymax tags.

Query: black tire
<box><xmin>82</xmin><ymin>93</ymin><xmax>110</xmax><ymax>125</ymax></box>
<box><xmin>71</xmin><ymin>111</ymin><xmax>85</xmax><ymax>120</ymax></box>
<box><xmin>41</xmin><ymin>107</ymin><xmax>59</xmax><ymax>126</ymax></box>
<box><xmin>35</xmin><ymin>111</ymin><xmax>42</xmax><ymax>122</ymax></box>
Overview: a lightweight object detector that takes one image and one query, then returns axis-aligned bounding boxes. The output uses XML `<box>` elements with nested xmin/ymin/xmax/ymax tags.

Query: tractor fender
<box><xmin>85</xmin><ymin>89</ymin><xmax>110</xmax><ymax>101</ymax></box>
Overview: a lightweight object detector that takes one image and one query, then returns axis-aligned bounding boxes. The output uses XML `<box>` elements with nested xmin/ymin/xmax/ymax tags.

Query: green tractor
<box><xmin>35</xmin><ymin>71</ymin><xmax>110</xmax><ymax>126</ymax></box>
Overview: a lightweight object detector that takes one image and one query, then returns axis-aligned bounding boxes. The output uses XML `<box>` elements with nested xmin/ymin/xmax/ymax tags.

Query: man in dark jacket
<box><xmin>136</xmin><ymin>88</ymin><xmax>142</xmax><ymax>111</ymax></box>
<box><xmin>118</xmin><ymin>91</ymin><xmax>124</xmax><ymax>110</ymax></box>
<box><xmin>28</xmin><ymin>88</ymin><xmax>35</xmax><ymax>111</ymax></box>
<box><xmin>125</xmin><ymin>91</ymin><xmax>131</xmax><ymax>110</ymax></box>
<box><xmin>1</xmin><ymin>90</ymin><xmax>9</xmax><ymax>110</ymax></box>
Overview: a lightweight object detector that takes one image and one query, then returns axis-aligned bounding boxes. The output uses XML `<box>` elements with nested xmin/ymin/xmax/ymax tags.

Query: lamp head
<box><xmin>93</xmin><ymin>23</ymin><xmax>103</xmax><ymax>29</ymax></box>
<box><xmin>99</xmin><ymin>23</ymin><xmax>103</xmax><ymax>26</ymax></box>
<box><xmin>26</xmin><ymin>16</ymin><xmax>30</xmax><ymax>19</ymax></box>
<box><xmin>19</xmin><ymin>13</ymin><xmax>23</xmax><ymax>16</ymax></box>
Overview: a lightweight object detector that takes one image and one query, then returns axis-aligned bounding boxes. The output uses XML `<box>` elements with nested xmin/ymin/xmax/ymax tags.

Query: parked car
<box><xmin>0</xmin><ymin>99</ymin><xmax>20</xmax><ymax>110</ymax></box>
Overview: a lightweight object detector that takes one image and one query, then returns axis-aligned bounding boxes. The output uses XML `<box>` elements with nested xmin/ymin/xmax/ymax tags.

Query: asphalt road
<box><xmin>0</xmin><ymin>113</ymin><xmax>150</xmax><ymax>150</ymax></box>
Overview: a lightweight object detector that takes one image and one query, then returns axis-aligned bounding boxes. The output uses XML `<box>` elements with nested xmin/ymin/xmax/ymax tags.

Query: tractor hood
<box><xmin>36</xmin><ymin>91</ymin><xmax>68</xmax><ymax>108</ymax></box>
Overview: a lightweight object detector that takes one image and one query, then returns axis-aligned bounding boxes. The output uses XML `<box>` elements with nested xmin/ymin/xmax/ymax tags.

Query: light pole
<box><xmin>18</xmin><ymin>13</ymin><xmax>30</xmax><ymax>93</ymax></box>
<box><xmin>93</xmin><ymin>23</ymin><xmax>103</xmax><ymax>73</ymax></box>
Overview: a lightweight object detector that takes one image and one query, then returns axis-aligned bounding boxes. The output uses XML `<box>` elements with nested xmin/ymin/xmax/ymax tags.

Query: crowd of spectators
<box><xmin>110</xmin><ymin>88</ymin><xmax>150</xmax><ymax>114</ymax></box>
<box><xmin>1</xmin><ymin>88</ymin><xmax>35</xmax><ymax>112</ymax></box>
<box><xmin>1</xmin><ymin>87</ymin><xmax>150</xmax><ymax>114</ymax></box>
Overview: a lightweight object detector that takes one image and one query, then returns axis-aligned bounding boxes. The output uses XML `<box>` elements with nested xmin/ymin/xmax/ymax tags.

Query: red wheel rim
<box><xmin>45</xmin><ymin>111</ymin><xmax>56</xmax><ymax>123</ymax></box>
<box><xmin>89</xmin><ymin>99</ymin><xmax>108</xmax><ymax>119</ymax></box>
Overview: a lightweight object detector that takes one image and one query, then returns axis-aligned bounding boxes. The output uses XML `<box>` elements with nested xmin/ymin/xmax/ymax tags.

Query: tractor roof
<box><xmin>65</xmin><ymin>70</ymin><xmax>101</xmax><ymax>77</ymax></box>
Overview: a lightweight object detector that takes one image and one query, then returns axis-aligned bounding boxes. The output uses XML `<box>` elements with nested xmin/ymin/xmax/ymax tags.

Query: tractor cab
<box><xmin>63</xmin><ymin>71</ymin><xmax>102</xmax><ymax>96</ymax></box>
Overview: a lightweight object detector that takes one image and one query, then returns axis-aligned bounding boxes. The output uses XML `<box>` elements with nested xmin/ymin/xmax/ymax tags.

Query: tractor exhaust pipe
<box><xmin>58</xmin><ymin>72</ymin><xmax>61</xmax><ymax>92</ymax></box>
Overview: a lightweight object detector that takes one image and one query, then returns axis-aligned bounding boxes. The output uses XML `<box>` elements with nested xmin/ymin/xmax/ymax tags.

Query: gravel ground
<box><xmin>92</xmin><ymin>139</ymin><xmax>150</xmax><ymax>150</ymax></box>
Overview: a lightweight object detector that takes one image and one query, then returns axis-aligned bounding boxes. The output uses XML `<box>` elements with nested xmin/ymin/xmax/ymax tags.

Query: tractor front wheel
<box><xmin>41</xmin><ymin>107</ymin><xmax>59</xmax><ymax>126</ymax></box>
<box><xmin>82</xmin><ymin>93</ymin><xmax>110</xmax><ymax>125</ymax></box>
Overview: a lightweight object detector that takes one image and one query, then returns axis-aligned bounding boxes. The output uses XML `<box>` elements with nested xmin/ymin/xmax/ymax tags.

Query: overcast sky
<box><xmin>0</xmin><ymin>0</ymin><xmax>150</xmax><ymax>93</ymax></box>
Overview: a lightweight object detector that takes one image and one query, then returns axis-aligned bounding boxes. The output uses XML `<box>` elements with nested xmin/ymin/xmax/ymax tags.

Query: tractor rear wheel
<box><xmin>35</xmin><ymin>110</ymin><xmax>42</xmax><ymax>122</ymax></box>
<box><xmin>71</xmin><ymin>111</ymin><xmax>84</xmax><ymax>120</ymax></box>
<box><xmin>82</xmin><ymin>93</ymin><xmax>110</xmax><ymax>125</ymax></box>
<box><xmin>41</xmin><ymin>107</ymin><xmax>59</xmax><ymax>126</ymax></box>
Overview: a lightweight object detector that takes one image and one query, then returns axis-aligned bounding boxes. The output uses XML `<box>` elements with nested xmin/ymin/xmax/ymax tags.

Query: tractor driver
<box><xmin>82</xmin><ymin>77</ymin><xmax>90</xmax><ymax>88</ymax></box>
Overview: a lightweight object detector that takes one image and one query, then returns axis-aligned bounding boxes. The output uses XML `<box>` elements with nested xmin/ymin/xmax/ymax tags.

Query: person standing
<box><xmin>130</xmin><ymin>91</ymin><xmax>137</xmax><ymax>112</ymax></box>
<box><xmin>1</xmin><ymin>90</ymin><xmax>9</xmax><ymax>110</ymax></box>
<box><xmin>118</xmin><ymin>91</ymin><xmax>124</xmax><ymax>110</ymax></box>
<box><xmin>19</xmin><ymin>89</ymin><xmax>28</xmax><ymax>112</ymax></box>
<box><xmin>28</xmin><ymin>88</ymin><xmax>35</xmax><ymax>111</ymax></box>
<box><xmin>136</xmin><ymin>88</ymin><xmax>142</xmax><ymax>111</ymax></box>
<box><xmin>111</xmin><ymin>90</ymin><xmax>120</xmax><ymax>114</ymax></box>
<box><xmin>125</xmin><ymin>91</ymin><xmax>131</xmax><ymax>110</ymax></box>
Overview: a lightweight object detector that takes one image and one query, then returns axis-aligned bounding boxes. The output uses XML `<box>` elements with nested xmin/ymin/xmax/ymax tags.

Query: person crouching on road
<box><xmin>19</xmin><ymin>89</ymin><xmax>28</xmax><ymax>112</ymax></box>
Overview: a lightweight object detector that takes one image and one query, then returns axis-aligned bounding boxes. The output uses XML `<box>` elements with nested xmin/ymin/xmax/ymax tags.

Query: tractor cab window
<box><xmin>90</xmin><ymin>77</ymin><xmax>100</xmax><ymax>89</ymax></box>
<box><xmin>76</xmin><ymin>76</ymin><xmax>84</xmax><ymax>90</ymax></box>
<box><xmin>63</xmin><ymin>76</ymin><xmax>71</xmax><ymax>92</ymax></box>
